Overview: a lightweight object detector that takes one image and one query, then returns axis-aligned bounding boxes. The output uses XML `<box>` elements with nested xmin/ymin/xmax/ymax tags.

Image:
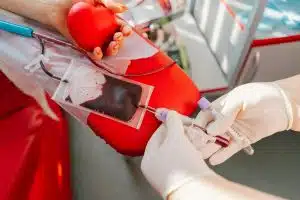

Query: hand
<box><xmin>0</xmin><ymin>0</ymin><xmax>132</xmax><ymax>59</ymax></box>
<box><xmin>141</xmin><ymin>110</ymin><xmax>283</xmax><ymax>200</ymax></box>
<box><xmin>193</xmin><ymin>82</ymin><xmax>294</xmax><ymax>165</ymax></box>
<box><xmin>50</xmin><ymin>0</ymin><xmax>132</xmax><ymax>60</ymax></box>
<box><xmin>141</xmin><ymin>111</ymin><xmax>216</xmax><ymax>199</ymax></box>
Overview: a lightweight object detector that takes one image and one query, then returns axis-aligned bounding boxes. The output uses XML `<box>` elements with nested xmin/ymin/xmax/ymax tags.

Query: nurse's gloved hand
<box><xmin>141</xmin><ymin>111</ymin><xmax>216</xmax><ymax>199</ymax></box>
<box><xmin>193</xmin><ymin>82</ymin><xmax>295</xmax><ymax>166</ymax></box>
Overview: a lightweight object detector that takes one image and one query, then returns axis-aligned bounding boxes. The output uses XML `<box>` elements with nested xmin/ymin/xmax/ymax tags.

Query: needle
<box><xmin>138</xmin><ymin>105</ymin><xmax>230</xmax><ymax>147</ymax></box>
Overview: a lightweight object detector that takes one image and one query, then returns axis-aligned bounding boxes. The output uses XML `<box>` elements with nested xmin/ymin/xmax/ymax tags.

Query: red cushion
<box><xmin>0</xmin><ymin>74</ymin><xmax>71</xmax><ymax>200</ymax></box>
<box><xmin>0</xmin><ymin>72</ymin><xmax>33</xmax><ymax>117</ymax></box>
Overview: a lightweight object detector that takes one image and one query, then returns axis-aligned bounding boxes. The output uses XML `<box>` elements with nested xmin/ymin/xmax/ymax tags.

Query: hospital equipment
<box><xmin>198</xmin><ymin>97</ymin><xmax>254</xmax><ymax>155</ymax></box>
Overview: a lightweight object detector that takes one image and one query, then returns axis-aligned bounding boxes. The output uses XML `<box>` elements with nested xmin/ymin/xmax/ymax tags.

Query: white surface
<box><xmin>172</xmin><ymin>14</ymin><xmax>228</xmax><ymax>91</ymax></box>
<box><xmin>240</xmin><ymin>41</ymin><xmax>300</xmax><ymax>84</ymax></box>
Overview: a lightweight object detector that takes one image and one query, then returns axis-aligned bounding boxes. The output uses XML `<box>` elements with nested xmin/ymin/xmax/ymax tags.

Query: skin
<box><xmin>0</xmin><ymin>0</ymin><xmax>133</xmax><ymax>60</ymax></box>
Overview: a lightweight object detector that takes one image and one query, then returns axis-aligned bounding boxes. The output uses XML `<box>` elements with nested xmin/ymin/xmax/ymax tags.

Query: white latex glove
<box><xmin>141</xmin><ymin>110</ymin><xmax>285</xmax><ymax>200</ymax></box>
<box><xmin>193</xmin><ymin>82</ymin><xmax>294</xmax><ymax>166</ymax></box>
<box><xmin>141</xmin><ymin>111</ymin><xmax>216</xmax><ymax>199</ymax></box>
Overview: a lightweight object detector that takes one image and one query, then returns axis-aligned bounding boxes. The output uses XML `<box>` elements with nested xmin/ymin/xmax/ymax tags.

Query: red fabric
<box><xmin>28</xmin><ymin>99</ymin><xmax>72</xmax><ymax>200</ymax></box>
<box><xmin>0</xmin><ymin>72</ymin><xmax>33</xmax><ymax>118</ymax></box>
<box><xmin>88</xmin><ymin>50</ymin><xmax>200</xmax><ymax>156</ymax></box>
<box><xmin>0</xmin><ymin>73</ymin><xmax>71</xmax><ymax>200</ymax></box>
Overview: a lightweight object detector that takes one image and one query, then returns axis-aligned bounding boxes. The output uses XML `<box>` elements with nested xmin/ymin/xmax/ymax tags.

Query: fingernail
<box><xmin>113</xmin><ymin>43</ymin><xmax>120</xmax><ymax>50</ymax></box>
<box><xmin>95</xmin><ymin>48</ymin><xmax>101</xmax><ymax>54</ymax></box>
<box><xmin>114</xmin><ymin>32</ymin><xmax>122</xmax><ymax>40</ymax></box>
<box><xmin>120</xmin><ymin>4</ymin><xmax>128</xmax><ymax>10</ymax></box>
<box><xmin>123</xmin><ymin>26</ymin><xmax>132</xmax><ymax>35</ymax></box>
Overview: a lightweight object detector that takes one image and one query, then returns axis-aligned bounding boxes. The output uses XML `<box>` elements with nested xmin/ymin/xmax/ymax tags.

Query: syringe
<box><xmin>198</xmin><ymin>97</ymin><xmax>254</xmax><ymax>155</ymax></box>
<box><xmin>140</xmin><ymin>105</ymin><xmax>230</xmax><ymax>147</ymax></box>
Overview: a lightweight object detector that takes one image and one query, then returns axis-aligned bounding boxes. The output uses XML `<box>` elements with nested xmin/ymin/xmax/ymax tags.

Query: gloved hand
<box><xmin>141</xmin><ymin>111</ymin><xmax>216</xmax><ymax>199</ymax></box>
<box><xmin>193</xmin><ymin>82</ymin><xmax>295</xmax><ymax>165</ymax></box>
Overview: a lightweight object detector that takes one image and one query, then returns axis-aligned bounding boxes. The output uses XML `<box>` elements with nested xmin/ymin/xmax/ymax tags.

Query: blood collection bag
<box><xmin>52</xmin><ymin>60</ymin><xmax>153</xmax><ymax>129</ymax></box>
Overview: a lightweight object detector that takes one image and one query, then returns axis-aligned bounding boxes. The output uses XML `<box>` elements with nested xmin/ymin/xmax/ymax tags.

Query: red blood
<box><xmin>67</xmin><ymin>2</ymin><xmax>119</xmax><ymax>51</ymax></box>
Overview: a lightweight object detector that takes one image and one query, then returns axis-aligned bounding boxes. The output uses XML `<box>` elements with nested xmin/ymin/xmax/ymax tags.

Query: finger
<box><xmin>118</xmin><ymin>20</ymin><xmax>132</xmax><ymax>37</ymax></box>
<box><xmin>100</xmin><ymin>0</ymin><xmax>128</xmax><ymax>13</ymax></box>
<box><xmin>194</xmin><ymin>110</ymin><xmax>214</xmax><ymax>128</ymax></box>
<box><xmin>206</xmin><ymin>100</ymin><xmax>242</xmax><ymax>136</ymax></box>
<box><xmin>155</xmin><ymin>108</ymin><xmax>194</xmax><ymax>126</ymax></box>
<box><xmin>164</xmin><ymin>111</ymin><xmax>185</xmax><ymax>142</ymax></box>
<box><xmin>209</xmin><ymin>142</ymin><xmax>241</xmax><ymax>165</ymax></box>
<box><xmin>93</xmin><ymin>47</ymin><xmax>103</xmax><ymax>60</ymax></box>
<box><xmin>142</xmin><ymin>33</ymin><xmax>148</xmax><ymax>38</ymax></box>
<box><xmin>106</xmin><ymin>41</ymin><xmax>120</xmax><ymax>56</ymax></box>
<box><xmin>201</xmin><ymin>143</ymin><xmax>222</xmax><ymax>159</ymax></box>
<box><xmin>185</xmin><ymin>126</ymin><xmax>223</xmax><ymax>158</ymax></box>
<box><xmin>72</xmin><ymin>0</ymin><xmax>91</xmax><ymax>5</ymax></box>
<box><xmin>206</xmin><ymin>117</ymin><xmax>233</xmax><ymax>136</ymax></box>
<box><xmin>121</xmin><ymin>25</ymin><xmax>132</xmax><ymax>37</ymax></box>
<box><xmin>113</xmin><ymin>32</ymin><xmax>124</xmax><ymax>46</ymax></box>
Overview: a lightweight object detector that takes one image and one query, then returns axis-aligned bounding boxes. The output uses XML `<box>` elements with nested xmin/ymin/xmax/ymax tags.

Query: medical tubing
<box><xmin>34</xmin><ymin>35</ymin><xmax>68</xmax><ymax>83</ymax></box>
<box><xmin>0</xmin><ymin>20</ymin><xmax>33</xmax><ymax>37</ymax></box>
<box><xmin>34</xmin><ymin>32</ymin><xmax>177</xmax><ymax>77</ymax></box>
<box><xmin>1</xmin><ymin>21</ymin><xmax>176</xmax><ymax>80</ymax></box>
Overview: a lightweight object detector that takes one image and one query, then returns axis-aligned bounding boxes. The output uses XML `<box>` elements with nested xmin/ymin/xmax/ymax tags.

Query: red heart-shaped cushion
<box><xmin>67</xmin><ymin>2</ymin><xmax>119</xmax><ymax>51</ymax></box>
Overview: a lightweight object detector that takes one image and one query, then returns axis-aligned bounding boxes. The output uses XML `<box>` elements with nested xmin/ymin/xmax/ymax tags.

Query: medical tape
<box><xmin>24</xmin><ymin>54</ymin><xmax>49</xmax><ymax>73</ymax></box>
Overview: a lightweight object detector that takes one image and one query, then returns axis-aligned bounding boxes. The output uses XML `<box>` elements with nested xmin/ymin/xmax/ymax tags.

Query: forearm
<box><xmin>276</xmin><ymin>74</ymin><xmax>300</xmax><ymax>132</ymax></box>
<box><xmin>168</xmin><ymin>175</ymin><xmax>284</xmax><ymax>200</ymax></box>
<box><xmin>0</xmin><ymin>0</ymin><xmax>71</xmax><ymax>34</ymax></box>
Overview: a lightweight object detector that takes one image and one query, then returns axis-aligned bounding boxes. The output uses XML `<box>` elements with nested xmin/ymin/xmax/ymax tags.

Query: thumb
<box><xmin>99</xmin><ymin>0</ymin><xmax>128</xmax><ymax>13</ymax></box>
<box><xmin>164</xmin><ymin>111</ymin><xmax>185</xmax><ymax>142</ymax></box>
<box><xmin>209</xmin><ymin>142</ymin><xmax>241</xmax><ymax>165</ymax></box>
<box><xmin>207</xmin><ymin>98</ymin><xmax>242</xmax><ymax>136</ymax></box>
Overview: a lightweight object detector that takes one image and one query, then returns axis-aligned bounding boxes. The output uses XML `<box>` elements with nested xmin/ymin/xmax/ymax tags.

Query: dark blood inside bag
<box><xmin>53</xmin><ymin>63</ymin><xmax>152</xmax><ymax>129</ymax></box>
<box><xmin>79</xmin><ymin>75</ymin><xmax>142</xmax><ymax>121</ymax></box>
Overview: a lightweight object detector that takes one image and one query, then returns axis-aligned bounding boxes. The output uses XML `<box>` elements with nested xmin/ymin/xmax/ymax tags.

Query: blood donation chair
<box><xmin>0</xmin><ymin>72</ymin><xmax>72</xmax><ymax>200</ymax></box>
